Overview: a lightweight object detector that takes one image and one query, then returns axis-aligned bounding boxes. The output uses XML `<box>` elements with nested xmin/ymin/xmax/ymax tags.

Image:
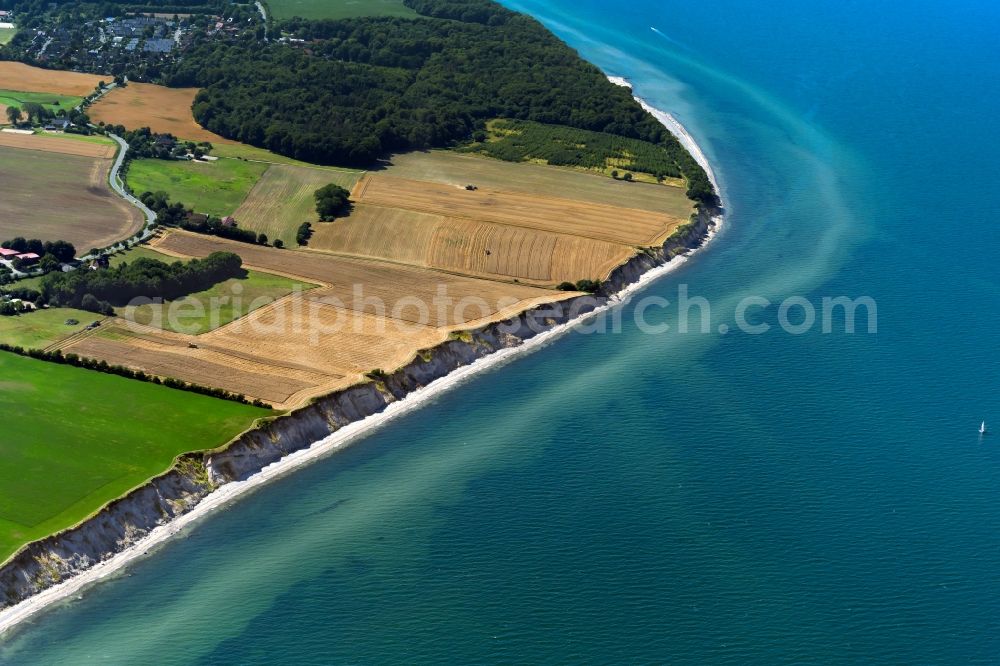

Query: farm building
<box><xmin>16</xmin><ymin>253</ymin><xmax>40</xmax><ymax>263</ymax></box>
<box><xmin>0</xmin><ymin>248</ymin><xmax>20</xmax><ymax>258</ymax></box>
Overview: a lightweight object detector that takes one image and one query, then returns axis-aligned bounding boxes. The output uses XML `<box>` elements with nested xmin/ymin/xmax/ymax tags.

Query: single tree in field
<box><xmin>314</xmin><ymin>183</ymin><xmax>352</xmax><ymax>221</ymax></box>
<box><xmin>5</xmin><ymin>105</ymin><xmax>21</xmax><ymax>126</ymax></box>
<box><xmin>257</xmin><ymin>233</ymin><xmax>268</xmax><ymax>246</ymax></box>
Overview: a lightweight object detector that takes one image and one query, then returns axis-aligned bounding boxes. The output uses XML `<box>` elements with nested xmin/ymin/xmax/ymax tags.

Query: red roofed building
<box><xmin>15</xmin><ymin>253</ymin><xmax>40</xmax><ymax>264</ymax></box>
<box><xmin>0</xmin><ymin>248</ymin><xmax>19</xmax><ymax>258</ymax></box>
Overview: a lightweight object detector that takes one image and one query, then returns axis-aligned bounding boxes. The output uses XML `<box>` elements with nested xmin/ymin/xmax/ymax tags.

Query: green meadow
<box><xmin>0</xmin><ymin>307</ymin><xmax>103</xmax><ymax>349</ymax></box>
<box><xmin>0</xmin><ymin>352</ymin><xmax>271</xmax><ymax>561</ymax></box>
<box><xmin>210</xmin><ymin>141</ymin><xmax>360</xmax><ymax>171</ymax></box>
<box><xmin>268</xmin><ymin>0</ymin><xmax>418</xmax><ymax>20</ymax></box>
<box><xmin>0</xmin><ymin>27</ymin><xmax>16</xmax><ymax>46</ymax></box>
<box><xmin>126</xmin><ymin>157</ymin><xmax>268</xmax><ymax>217</ymax></box>
<box><xmin>0</xmin><ymin>89</ymin><xmax>83</xmax><ymax>114</ymax></box>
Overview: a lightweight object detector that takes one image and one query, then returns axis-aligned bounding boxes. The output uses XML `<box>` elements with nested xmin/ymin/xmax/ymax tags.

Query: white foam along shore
<box><xmin>0</xmin><ymin>76</ymin><xmax>725</xmax><ymax>638</ymax></box>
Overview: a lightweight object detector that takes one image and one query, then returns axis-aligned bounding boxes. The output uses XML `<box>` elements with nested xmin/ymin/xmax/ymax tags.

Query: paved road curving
<box><xmin>104</xmin><ymin>133</ymin><xmax>157</xmax><ymax>248</ymax></box>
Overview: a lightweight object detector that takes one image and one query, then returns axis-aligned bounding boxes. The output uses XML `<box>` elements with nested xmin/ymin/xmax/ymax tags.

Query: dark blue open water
<box><xmin>3</xmin><ymin>0</ymin><xmax>1000</xmax><ymax>662</ymax></box>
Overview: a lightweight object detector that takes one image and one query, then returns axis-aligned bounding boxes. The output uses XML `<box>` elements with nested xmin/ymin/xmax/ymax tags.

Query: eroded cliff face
<box><xmin>0</xmin><ymin>205</ymin><xmax>719</xmax><ymax>612</ymax></box>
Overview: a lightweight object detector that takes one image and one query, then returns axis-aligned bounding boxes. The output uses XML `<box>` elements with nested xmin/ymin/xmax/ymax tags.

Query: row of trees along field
<box><xmin>40</xmin><ymin>251</ymin><xmax>244</xmax><ymax>312</ymax></box>
<box><xmin>159</xmin><ymin>0</ymin><xmax>716</xmax><ymax>205</ymax></box>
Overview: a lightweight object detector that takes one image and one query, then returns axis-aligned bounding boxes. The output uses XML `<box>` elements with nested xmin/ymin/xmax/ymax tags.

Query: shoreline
<box><xmin>0</xmin><ymin>81</ymin><xmax>725</xmax><ymax>638</ymax></box>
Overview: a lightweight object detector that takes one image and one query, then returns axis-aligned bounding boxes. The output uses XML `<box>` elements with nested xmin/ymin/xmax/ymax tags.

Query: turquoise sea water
<box><xmin>4</xmin><ymin>0</ymin><xmax>1000</xmax><ymax>662</ymax></box>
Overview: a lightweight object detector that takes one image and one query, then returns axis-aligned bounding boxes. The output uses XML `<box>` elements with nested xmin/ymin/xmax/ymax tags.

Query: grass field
<box><xmin>89</xmin><ymin>83</ymin><xmax>232</xmax><ymax>144</ymax></box>
<box><xmin>126</xmin><ymin>158</ymin><xmax>268</xmax><ymax>217</ymax></box>
<box><xmin>108</xmin><ymin>245</ymin><xmax>175</xmax><ymax>267</ymax></box>
<box><xmin>233</xmin><ymin>164</ymin><xmax>362</xmax><ymax>246</ymax></box>
<box><xmin>210</xmin><ymin>142</ymin><xmax>358</xmax><ymax>169</ymax></box>
<box><xmin>0</xmin><ymin>308</ymin><xmax>103</xmax><ymax>349</ymax></box>
<box><xmin>0</xmin><ymin>27</ymin><xmax>15</xmax><ymax>46</ymax></box>
<box><xmin>0</xmin><ymin>351</ymin><xmax>270</xmax><ymax>561</ymax></box>
<box><xmin>0</xmin><ymin>145</ymin><xmax>143</xmax><ymax>251</ymax></box>
<box><xmin>268</xmin><ymin>0</ymin><xmax>417</xmax><ymax>20</ymax></box>
<box><xmin>0</xmin><ymin>62</ymin><xmax>105</xmax><ymax>96</ymax></box>
<box><xmin>0</xmin><ymin>89</ymin><xmax>82</xmax><ymax>115</ymax></box>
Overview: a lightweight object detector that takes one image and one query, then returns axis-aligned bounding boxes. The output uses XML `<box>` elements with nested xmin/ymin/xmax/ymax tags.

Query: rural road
<box><xmin>106</xmin><ymin>133</ymin><xmax>157</xmax><ymax>244</ymax></box>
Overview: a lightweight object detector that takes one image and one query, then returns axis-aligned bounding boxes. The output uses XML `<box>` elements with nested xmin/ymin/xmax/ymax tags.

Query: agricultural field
<box><xmin>105</xmin><ymin>244</ymin><xmax>316</xmax><ymax>335</ymax></box>
<box><xmin>122</xmin><ymin>270</ymin><xmax>316</xmax><ymax>335</ymax></box>
<box><xmin>152</xmin><ymin>231</ymin><xmax>557</xmax><ymax>326</ymax></box>
<box><xmin>232</xmin><ymin>164</ymin><xmax>362</xmax><ymax>246</ymax></box>
<box><xmin>0</xmin><ymin>142</ymin><xmax>143</xmax><ymax>251</ymax></box>
<box><xmin>0</xmin><ymin>351</ymin><xmax>270</xmax><ymax>561</ymax></box>
<box><xmin>0</xmin><ymin>90</ymin><xmax>82</xmax><ymax>116</ymax></box>
<box><xmin>0</xmin><ymin>130</ymin><xmax>116</xmax><ymax>158</ymax></box>
<box><xmin>49</xmin><ymin>229</ymin><xmax>571</xmax><ymax>407</ymax></box>
<box><xmin>308</xmin><ymin>151</ymin><xmax>689</xmax><ymax>285</ymax></box>
<box><xmin>89</xmin><ymin>83</ymin><xmax>232</xmax><ymax>144</ymax></box>
<box><xmin>355</xmin><ymin>174</ymin><xmax>680</xmax><ymax>245</ymax></box>
<box><xmin>126</xmin><ymin>157</ymin><xmax>269</xmax><ymax>217</ymax></box>
<box><xmin>0</xmin><ymin>308</ymin><xmax>103</xmax><ymax>350</ymax></box>
<box><xmin>0</xmin><ymin>62</ymin><xmax>105</xmax><ymax>96</ymax></box>
<box><xmin>385</xmin><ymin>151</ymin><xmax>693</xmax><ymax>218</ymax></box>
<box><xmin>52</xmin><ymin>152</ymin><xmax>689</xmax><ymax>408</ymax></box>
<box><xmin>268</xmin><ymin>0</ymin><xmax>417</xmax><ymax>20</ymax></box>
<box><xmin>309</xmin><ymin>205</ymin><xmax>631</xmax><ymax>285</ymax></box>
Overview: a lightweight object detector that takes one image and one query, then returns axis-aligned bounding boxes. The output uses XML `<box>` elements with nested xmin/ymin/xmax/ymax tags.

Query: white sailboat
<box><xmin>980</xmin><ymin>421</ymin><xmax>987</xmax><ymax>435</ymax></box>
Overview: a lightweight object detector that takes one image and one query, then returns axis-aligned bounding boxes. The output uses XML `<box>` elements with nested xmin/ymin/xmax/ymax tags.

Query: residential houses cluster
<box><xmin>8</xmin><ymin>6</ymin><xmax>265</xmax><ymax>78</ymax></box>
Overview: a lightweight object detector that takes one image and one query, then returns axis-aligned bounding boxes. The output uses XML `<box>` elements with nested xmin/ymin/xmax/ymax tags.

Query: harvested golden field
<box><xmin>152</xmin><ymin>231</ymin><xmax>564</xmax><ymax>327</ymax></box>
<box><xmin>60</xmin><ymin>285</ymin><xmax>491</xmax><ymax>407</ymax></box>
<box><xmin>233</xmin><ymin>164</ymin><xmax>361</xmax><ymax>247</ymax></box>
<box><xmin>0</xmin><ymin>145</ymin><xmax>143</xmax><ymax>250</ymax></box>
<box><xmin>356</xmin><ymin>174</ymin><xmax>683</xmax><ymax>246</ymax></box>
<box><xmin>202</xmin><ymin>299</ymin><xmax>445</xmax><ymax>376</ymax></box>
<box><xmin>88</xmin><ymin>83</ymin><xmax>233</xmax><ymax>144</ymax></box>
<box><xmin>308</xmin><ymin>204</ymin><xmax>442</xmax><ymax>265</ymax></box>
<box><xmin>386</xmin><ymin>151</ymin><xmax>694</xmax><ymax>218</ymax></box>
<box><xmin>66</xmin><ymin>331</ymin><xmax>330</xmax><ymax>406</ymax></box>
<box><xmin>0</xmin><ymin>131</ymin><xmax>116</xmax><ymax>158</ymax></box>
<box><xmin>0</xmin><ymin>62</ymin><xmax>106</xmax><ymax>96</ymax></box>
<box><xmin>58</xmin><ymin>150</ymin><xmax>694</xmax><ymax>408</ymax></box>
<box><xmin>311</xmin><ymin>208</ymin><xmax>633</xmax><ymax>285</ymax></box>
<box><xmin>430</xmin><ymin>219</ymin><xmax>632</xmax><ymax>284</ymax></box>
